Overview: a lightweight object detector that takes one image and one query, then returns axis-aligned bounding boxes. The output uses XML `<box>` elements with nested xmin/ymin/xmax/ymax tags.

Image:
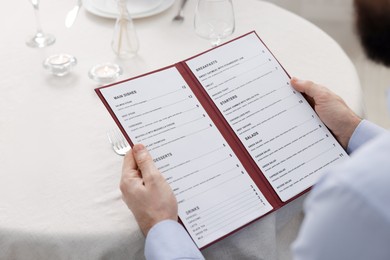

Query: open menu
<box><xmin>95</xmin><ymin>32</ymin><xmax>348</xmax><ymax>249</ymax></box>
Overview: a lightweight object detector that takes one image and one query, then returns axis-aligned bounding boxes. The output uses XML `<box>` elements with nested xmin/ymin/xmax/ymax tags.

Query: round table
<box><xmin>0</xmin><ymin>0</ymin><xmax>363</xmax><ymax>259</ymax></box>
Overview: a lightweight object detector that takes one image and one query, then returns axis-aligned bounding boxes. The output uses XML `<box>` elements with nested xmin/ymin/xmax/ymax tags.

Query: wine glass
<box><xmin>194</xmin><ymin>0</ymin><xmax>235</xmax><ymax>47</ymax></box>
<box><xmin>26</xmin><ymin>0</ymin><xmax>56</xmax><ymax>48</ymax></box>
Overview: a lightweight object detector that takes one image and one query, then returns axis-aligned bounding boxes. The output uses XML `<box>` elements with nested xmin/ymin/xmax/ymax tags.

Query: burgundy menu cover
<box><xmin>95</xmin><ymin>31</ymin><xmax>348</xmax><ymax>249</ymax></box>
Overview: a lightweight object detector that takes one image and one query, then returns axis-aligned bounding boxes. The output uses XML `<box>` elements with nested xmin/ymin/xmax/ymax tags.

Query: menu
<box><xmin>95</xmin><ymin>32</ymin><xmax>348</xmax><ymax>249</ymax></box>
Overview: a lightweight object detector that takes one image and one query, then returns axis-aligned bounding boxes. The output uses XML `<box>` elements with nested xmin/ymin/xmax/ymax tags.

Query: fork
<box><xmin>172</xmin><ymin>0</ymin><xmax>188</xmax><ymax>22</ymax></box>
<box><xmin>107</xmin><ymin>130</ymin><xmax>131</xmax><ymax>156</ymax></box>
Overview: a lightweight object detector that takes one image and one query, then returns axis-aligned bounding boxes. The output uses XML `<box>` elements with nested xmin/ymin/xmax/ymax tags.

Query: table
<box><xmin>0</xmin><ymin>0</ymin><xmax>363</xmax><ymax>259</ymax></box>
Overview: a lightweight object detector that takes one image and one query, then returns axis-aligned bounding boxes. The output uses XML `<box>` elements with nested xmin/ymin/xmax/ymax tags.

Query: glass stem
<box><xmin>32</xmin><ymin>0</ymin><xmax>44</xmax><ymax>35</ymax></box>
<box><xmin>117</xmin><ymin>0</ymin><xmax>126</xmax><ymax>53</ymax></box>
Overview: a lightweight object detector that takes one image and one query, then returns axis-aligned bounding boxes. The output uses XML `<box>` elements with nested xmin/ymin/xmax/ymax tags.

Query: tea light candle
<box><xmin>43</xmin><ymin>54</ymin><xmax>77</xmax><ymax>76</ymax></box>
<box><xmin>88</xmin><ymin>63</ymin><xmax>123</xmax><ymax>84</ymax></box>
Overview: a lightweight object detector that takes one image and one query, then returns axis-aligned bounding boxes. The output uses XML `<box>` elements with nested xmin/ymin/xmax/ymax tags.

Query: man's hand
<box><xmin>291</xmin><ymin>78</ymin><xmax>361</xmax><ymax>149</ymax></box>
<box><xmin>120</xmin><ymin>144</ymin><xmax>178</xmax><ymax>236</ymax></box>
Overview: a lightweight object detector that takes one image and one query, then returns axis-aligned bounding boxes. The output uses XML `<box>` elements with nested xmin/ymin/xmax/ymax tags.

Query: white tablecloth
<box><xmin>0</xmin><ymin>0</ymin><xmax>363</xmax><ymax>259</ymax></box>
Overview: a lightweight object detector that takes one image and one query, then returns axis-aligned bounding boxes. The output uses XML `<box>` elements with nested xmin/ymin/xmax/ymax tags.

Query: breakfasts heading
<box><xmin>195</xmin><ymin>60</ymin><xmax>218</xmax><ymax>72</ymax></box>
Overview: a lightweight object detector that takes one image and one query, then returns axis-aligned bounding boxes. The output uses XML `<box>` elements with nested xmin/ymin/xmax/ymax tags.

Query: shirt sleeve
<box><xmin>291</xmin><ymin>173</ymin><xmax>390</xmax><ymax>260</ymax></box>
<box><xmin>347</xmin><ymin>119</ymin><xmax>387</xmax><ymax>154</ymax></box>
<box><xmin>292</xmin><ymin>132</ymin><xmax>390</xmax><ymax>260</ymax></box>
<box><xmin>145</xmin><ymin>220</ymin><xmax>205</xmax><ymax>260</ymax></box>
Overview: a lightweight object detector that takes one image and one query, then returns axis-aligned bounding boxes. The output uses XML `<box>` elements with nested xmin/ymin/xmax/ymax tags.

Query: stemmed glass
<box><xmin>194</xmin><ymin>0</ymin><xmax>235</xmax><ymax>47</ymax></box>
<box><xmin>26</xmin><ymin>0</ymin><xmax>56</xmax><ymax>48</ymax></box>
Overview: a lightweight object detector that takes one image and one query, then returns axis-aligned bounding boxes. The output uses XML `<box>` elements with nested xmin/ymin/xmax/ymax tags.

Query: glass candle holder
<box><xmin>43</xmin><ymin>54</ymin><xmax>77</xmax><ymax>76</ymax></box>
<box><xmin>88</xmin><ymin>62</ymin><xmax>123</xmax><ymax>84</ymax></box>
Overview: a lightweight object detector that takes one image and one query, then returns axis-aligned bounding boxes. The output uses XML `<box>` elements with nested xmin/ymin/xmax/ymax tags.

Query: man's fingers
<box><xmin>122</xmin><ymin>150</ymin><xmax>140</xmax><ymax>178</ymax></box>
<box><xmin>132</xmin><ymin>144</ymin><xmax>160</xmax><ymax>184</ymax></box>
<box><xmin>120</xmin><ymin>174</ymin><xmax>144</xmax><ymax>195</ymax></box>
<box><xmin>121</xmin><ymin>150</ymin><xmax>144</xmax><ymax>192</ymax></box>
<box><xmin>291</xmin><ymin>77</ymin><xmax>322</xmax><ymax>99</ymax></box>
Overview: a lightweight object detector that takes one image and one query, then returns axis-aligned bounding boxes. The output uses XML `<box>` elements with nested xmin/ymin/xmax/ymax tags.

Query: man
<box><xmin>120</xmin><ymin>0</ymin><xmax>390</xmax><ymax>259</ymax></box>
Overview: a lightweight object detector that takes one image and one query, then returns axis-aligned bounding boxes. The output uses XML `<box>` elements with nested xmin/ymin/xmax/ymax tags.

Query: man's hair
<box><xmin>354</xmin><ymin>0</ymin><xmax>390</xmax><ymax>66</ymax></box>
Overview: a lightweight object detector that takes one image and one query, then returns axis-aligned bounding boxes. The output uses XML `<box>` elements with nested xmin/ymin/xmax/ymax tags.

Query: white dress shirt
<box><xmin>144</xmin><ymin>120</ymin><xmax>390</xmax><ymax>260</ymax></box>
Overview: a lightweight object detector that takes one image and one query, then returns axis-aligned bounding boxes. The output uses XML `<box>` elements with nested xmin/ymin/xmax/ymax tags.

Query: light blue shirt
<box><xmin>145</xmin><ymin>120</ymin><xmax>390</xmax><ymax>260</ymax></box>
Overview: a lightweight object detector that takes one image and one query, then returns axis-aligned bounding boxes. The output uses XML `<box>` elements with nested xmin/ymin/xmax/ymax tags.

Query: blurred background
<box><xmin>267</xmin><ymin>0</ymin><xmax>390</xmax><ymax>129</ymax></box>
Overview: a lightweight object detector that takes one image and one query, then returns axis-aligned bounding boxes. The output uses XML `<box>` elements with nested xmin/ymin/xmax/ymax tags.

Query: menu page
<box><xmin>186</xmin><ymin>33</ymin><xmax>349</xmax><ymax>202</ymax></box>
<box><xmin>99</xmin><ymin>67</ymin><xmax>273</xmax><ymax>248</ymax></box>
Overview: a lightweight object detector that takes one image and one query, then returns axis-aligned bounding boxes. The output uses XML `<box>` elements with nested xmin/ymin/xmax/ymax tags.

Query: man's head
<box><xmin>354</xmin><ymin>0</ymin><xmax>390</xmax><ymax>66</ymax></box>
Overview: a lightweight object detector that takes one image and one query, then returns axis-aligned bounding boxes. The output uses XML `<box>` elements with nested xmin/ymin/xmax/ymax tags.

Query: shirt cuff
<box><xmin>145</xmin><ymin>220</ymin><xmax>204</xmax><ymax>260</ymax></box>
<box><xmin>347</xmin><ymin>120</ymin><xmax>387</xmax><ymax>154</ymax></box>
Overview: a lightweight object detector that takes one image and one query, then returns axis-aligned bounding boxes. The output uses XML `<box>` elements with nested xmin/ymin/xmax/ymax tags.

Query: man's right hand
<box><xmin>120</xmin><ymin>144</ymin><xmax>178</xmax><ymax>236</ymax></box>
<box><xmin>291</xmin><ymin>77</ymin><xmax>361</xmax><ymax>150</ymax></box>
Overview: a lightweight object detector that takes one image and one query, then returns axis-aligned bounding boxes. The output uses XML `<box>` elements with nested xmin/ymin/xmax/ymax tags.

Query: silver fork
<box><xmin>172</xmin><ymin>0</ymin><xmax>188</xmax><ymax>22</ymax></box>
<box><xmin>107</xmin><ymin>130</ymin><xmax>131</xmax><ymax>156</ymax></box>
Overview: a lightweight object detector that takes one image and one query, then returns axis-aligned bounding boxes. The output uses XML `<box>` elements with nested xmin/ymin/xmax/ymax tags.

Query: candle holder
<box><xmin>43</xmin><ymin>54</ymin><xmax>77</xmax><ymax>76</ymax></box>
<box><xmin>88</xmin><ymin>62</ymin><xmax>123</xmax><ymax>84</ymax></box>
